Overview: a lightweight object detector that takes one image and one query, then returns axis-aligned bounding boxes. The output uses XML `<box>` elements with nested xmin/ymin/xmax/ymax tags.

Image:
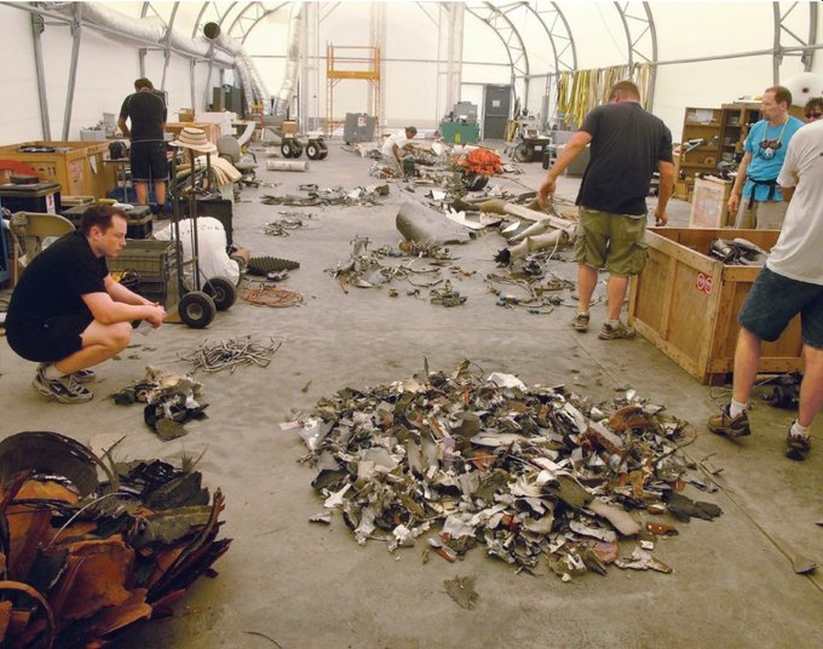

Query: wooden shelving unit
<box><xmin>676</xmin><ymin>107</ymin><xmax>722</xmax><ymax>200</ymax></box>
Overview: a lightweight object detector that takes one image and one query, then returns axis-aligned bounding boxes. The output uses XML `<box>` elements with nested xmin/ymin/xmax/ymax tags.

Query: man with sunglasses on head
<box><xmin>729</xmin><ymin>86</ymin><xmax>804</xmax><ymax>230</ymax></box>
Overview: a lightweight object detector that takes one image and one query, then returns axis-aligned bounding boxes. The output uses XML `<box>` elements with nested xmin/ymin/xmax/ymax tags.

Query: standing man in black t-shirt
<box><xmin>118</xmin><ymin>78</ymin><xmax>168</xmax><ymax>212</ymax></box>
<box><xmin>538</xmin><ymin>80</ymin><xmax>674</xmax><ymax>340</ymax></box>
<box><xmin>5</xmin><ymin>205</ymin><xmax>166</xmax><ymax>404</ymax></box>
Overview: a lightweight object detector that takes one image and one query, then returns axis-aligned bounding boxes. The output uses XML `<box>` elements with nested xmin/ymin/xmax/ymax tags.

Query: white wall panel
<box><xmin>0</xmin><ymin>5</ymin><xmax>43</xmax><ymax>142</ymax></box>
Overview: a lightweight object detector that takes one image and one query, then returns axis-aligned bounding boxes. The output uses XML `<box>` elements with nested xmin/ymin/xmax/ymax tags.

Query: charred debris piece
<box><xmin>0</xmin><ymin>431</ymin><xmax>230</xmax><ymax>648</ymax></box>
<box><xmin>111</xmin><ymin>367</ymin><xmax>208</xmax><ymax>441</ymax></box>
<box><xmin>290</xmin><ymin>362</ymin><xmax>721</xmax><ymax>581</ymax></box>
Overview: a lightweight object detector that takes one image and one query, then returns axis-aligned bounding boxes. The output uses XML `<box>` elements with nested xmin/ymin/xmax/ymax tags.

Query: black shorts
<box><xmin>739</xmin><ymin>266</ymin><xmax>823</xmax><ymax>349</ymax></box>
<box><xmin>6</xmin><ymin>312</ymin><xmax>93</xmax><ymax>363</ymax></box>
<box><xmin>130</xmin><ymin>140</ymin><xmax>169</xmax><ymax>183</ymax></box>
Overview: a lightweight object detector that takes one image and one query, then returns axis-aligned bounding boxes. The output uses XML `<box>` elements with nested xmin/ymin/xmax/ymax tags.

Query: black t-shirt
<box><xmin>576</xmin><ymin>102</ymin><xmax>673</xmax><ymax>215</ymax></box>
<box><xmin>6</xmin><ymin>231</ymin><xmax>108</xmax><ymax>326</ymax></box>
<box><xmin>119</xmin><ymin>91</ymin><xmax>167</xmax><ymax>142</ymax></box>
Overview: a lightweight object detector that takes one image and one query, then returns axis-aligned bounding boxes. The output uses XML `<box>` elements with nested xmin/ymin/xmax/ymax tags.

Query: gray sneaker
<box><xmin>598</xmin><ymin>321</ymin><xmax>637</xmax><ymax>340</ymax></box>
<box><xmin>38</xmin><ymin>364</ymin><xmax>96</xmax><ymax>384</ymax></box>
<box><xmin>32</xmin><ymin>366</ymin><xmax>93</xmax><ymax>404</ymax></box>
<box><xmin>571</xmin><ymin>313</ymin><xmax>590</xmax><ymax>332</ymax></box>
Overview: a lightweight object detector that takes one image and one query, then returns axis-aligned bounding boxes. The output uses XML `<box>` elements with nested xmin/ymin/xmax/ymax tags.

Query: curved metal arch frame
<box><xmin>228</xmin><ymin>1</ymin><xmax>291</xmax><ymax>45</ymax></box>
<box><xmin>527</xmin><ymin>1</ymin><xmax>577</xmax><ymax>73</ymax></box>
<box><xmin>773</xmin><ymin>1</ymin><xmax>818</xmax><ymax>84</ymax></box>
<box><xmin>613</xmin><ymin>2</ymin><xmax>658</xmax><ymax>109</ymax></box>
<box><xmin>463</xmin><ymin>2</ymin><xmax>530</xmax><ymax>105</ymax></box>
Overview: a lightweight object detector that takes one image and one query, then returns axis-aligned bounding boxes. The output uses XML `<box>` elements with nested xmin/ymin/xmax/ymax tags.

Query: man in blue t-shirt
<box><xmin>729</xmin><ymin>85</ymin><xmax>804</xmax><ymax>230</ymax></box>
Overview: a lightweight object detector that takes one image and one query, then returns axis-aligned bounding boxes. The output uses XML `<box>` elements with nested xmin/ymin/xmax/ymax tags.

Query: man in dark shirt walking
<box><xmin>5</xmin><ymin>205</ymin><xmax>166</xmax><ymax>403</ymax></box>
<box><xmin>539</xmin><ymin>80</ymin><xmax>674</xmax><ymax>339</ymax></box>
<box><xmin>118</xmin><ymin>78</ymin><xmax>168</xmax><ymax>211</ymax></box>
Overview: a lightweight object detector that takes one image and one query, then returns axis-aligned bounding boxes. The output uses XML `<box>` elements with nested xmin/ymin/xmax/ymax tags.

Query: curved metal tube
<box><xmin>527</xmin><ymin>1</ymin><xmax>577</xmax><ymax>72</ymax></box>
<box><xmin>464</xmin><ymin>2</ymin><xmax>530</xmax><ymax>104</ymax></box>
<box><xmin>613</xmin><ymin>2</ymin><xmax>658</xmax><ymax>109</ymax></box>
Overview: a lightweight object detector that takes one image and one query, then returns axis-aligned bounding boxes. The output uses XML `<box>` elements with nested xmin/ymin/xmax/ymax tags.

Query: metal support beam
<box><xmin>464</xmin><ymin>2</ymin><xmax>530</xmax><ymax>108</ymax></box>
<box><xmin>229</xmin><ymin>1</ymin><xmax>290</xmax><ymax>44</ymax></box>
<box><xmin>613</xmin><ymin>2</ymin><xmax>658</xmax><ymax>110</ymax></box>
<box><xmin>31</xmin><ymin>13</ymin><xmax>52</xmax><ymax>140</ymax></box>
<box><xmin>773</xmin><ymin>1</ymin><xmax>819</xmax><ymax>85</ymax></box>
<box><xmin>526</xmin><ymin>1</ymin><xmax>577</xmax><ymax>73</ymax></box>
<box><xmin>190</xmin><ymin>59</ymin><xmax>197</xmax><ymax>112</ymax></box>
<box><xmin>62</xmin><ymin>3</ymin><xmax>82</xmax><ymax>141</ymax></box>
<box><xmin>158</xmin><ymin>2</ymin><xmax>180</xmax><ymax>91</ymax></box>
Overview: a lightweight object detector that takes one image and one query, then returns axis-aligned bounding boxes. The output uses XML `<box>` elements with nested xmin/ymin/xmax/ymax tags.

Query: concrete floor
<box><xmin>1</xmin><ymin>143</ymin><xmax>821</xmax><ymax>648</ymax></box>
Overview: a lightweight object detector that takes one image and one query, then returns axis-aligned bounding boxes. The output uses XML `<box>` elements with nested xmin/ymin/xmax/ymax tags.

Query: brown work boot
<box><xmin>707</xmin><ymin>405</ymin><xmax>751</xmax><ymax>439</ymax></box>
<box><xmin>598</xmin><ymin>321</ymin><xmax>636</xmax><ymax>340</ymax></box>
<box><xmin>785</xmin><ymin>426</ymin><xmax>811</xmax><ymax>461</ymax></box>
<box><xmin>571</xmin><ymin>312</ymin><xmax>590</xmax><ymax>332</ymax></box>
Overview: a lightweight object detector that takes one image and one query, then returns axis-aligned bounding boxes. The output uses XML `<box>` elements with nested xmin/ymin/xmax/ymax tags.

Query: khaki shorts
<box><xmin>575</xmin><ymin>208</ymin><xmax>648</xmax><ymax>276</ymax></box>
<box><xmin>734</xmin><ymin>199</ymin><xmax>788</xmax><ymax>230</ymax></box>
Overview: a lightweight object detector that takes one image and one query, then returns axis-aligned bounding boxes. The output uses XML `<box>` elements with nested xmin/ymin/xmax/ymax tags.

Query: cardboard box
<box><xmin>282</xmin><ymin>121</ymin><xmax>299</xmax><ymax>135</ymax></box>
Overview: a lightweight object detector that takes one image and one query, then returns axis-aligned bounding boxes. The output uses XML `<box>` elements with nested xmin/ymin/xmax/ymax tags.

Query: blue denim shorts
<box><xmin>739</xmin><ymin>266</ymin><xmax>823</xmax><ymax>349</ymax></box>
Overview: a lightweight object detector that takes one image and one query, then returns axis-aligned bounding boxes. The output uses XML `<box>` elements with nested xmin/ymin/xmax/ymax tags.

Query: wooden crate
<box><xmin>628</xmin><ymin>227</ymin><xmax>803</xmax><ymax>384</ymax></box>
<box><xmin>0</xmin><ymin>141</ymin><xmax>116</xmax><ymax>198</ymax></box>
<box><xmin>689</xmin><ymin>176</ymin><xmax>733</xmax><ymax>227</ymax></box>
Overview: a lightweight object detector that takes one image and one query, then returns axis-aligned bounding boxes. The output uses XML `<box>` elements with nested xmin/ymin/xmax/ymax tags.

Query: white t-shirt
<box><xmin>381</xmin><ymin>131</ymin><xmax>408</xmax><ymax>157</ymax></box>
<box><xmin>771</xmin><ymin>120</ymin><xmax>823</xmax><ymax>285</ymax></box>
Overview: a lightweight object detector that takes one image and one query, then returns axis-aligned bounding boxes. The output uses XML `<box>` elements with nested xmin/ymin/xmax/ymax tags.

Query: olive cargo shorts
<box><xmin>574</xmin><ymin>208</ymin><xmax>648</xmax><ymax>276</ymax></box>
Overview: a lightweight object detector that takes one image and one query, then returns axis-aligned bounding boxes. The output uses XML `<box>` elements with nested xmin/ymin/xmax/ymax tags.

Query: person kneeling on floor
<box><xmin>708</xmin><ymin>115</ymin><xmax>823</xmax><ymax>461</ymax></box>
<box><xmin>5</xmin><ymin>205</ymin><xmax>166</xmax><ymax>404</ymax></box>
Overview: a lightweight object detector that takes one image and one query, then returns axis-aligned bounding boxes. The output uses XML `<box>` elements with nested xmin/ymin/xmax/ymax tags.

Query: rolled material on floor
<box><xmin>266</xmin><ymin>160</ymin><xmax>309</xmax><ymax>172</ymax></box>
<box><xmin>507</xmin><ymin>228</ymin><xmax>569</xmax><ymax>261</ymax></box>
<box><xmin>396</xmin><ymin>200</ymin><xmax>473</xmax><ymax>245</ymax></box>
<box><xmin>508</xmin><ymin>219</ymin><xmax>553</xmax><ymax>243</ymax></box>
<box><xmin>476</xmin><ymin>199</ymin><xmax>577</xmax><ymax>236</ymax></box>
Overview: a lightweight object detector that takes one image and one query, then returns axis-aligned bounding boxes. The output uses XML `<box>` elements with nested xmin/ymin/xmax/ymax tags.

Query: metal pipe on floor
<box><xmin>266</xmin><ymin>160</ymin><xmax>309</xmax><ymax>172</ymax></box>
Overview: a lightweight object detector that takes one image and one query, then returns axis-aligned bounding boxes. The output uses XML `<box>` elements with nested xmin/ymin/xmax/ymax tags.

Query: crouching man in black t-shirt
<box><xmin>5</xmin><ymin>205</ymin><xmax>166</xmax><ymax>403</ymax></box>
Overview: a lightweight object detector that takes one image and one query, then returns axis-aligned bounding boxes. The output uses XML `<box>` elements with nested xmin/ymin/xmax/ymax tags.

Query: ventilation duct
<box><xmin>53</xmin><ymin>3</ymin><xmax>270</xmax><ymax>112</ymax></box>
<box><xmin>273</xmin><ymin>3</ymin><xmax>303</xmax><ymax>117</ymax></box>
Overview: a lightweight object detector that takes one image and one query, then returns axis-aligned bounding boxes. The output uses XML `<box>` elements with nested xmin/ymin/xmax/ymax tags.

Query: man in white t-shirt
<box><xmin>381</xmin><ymin>126</ymin><xmax>417</xmax><ymax>173</ymax></box>
<box><xmin>708</xmin><ymin>118</ymin><xmax>823</xmax><ymax>460</ymax></box>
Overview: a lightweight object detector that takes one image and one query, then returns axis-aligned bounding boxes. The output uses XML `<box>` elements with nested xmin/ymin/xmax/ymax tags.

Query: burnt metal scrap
<box><xmin>263</xmin><ymin>212</ymin><xmax>315</xmax><ymax>237</ymax></box>
<box><xmin>710</xmin><ymin>238</ymin><xmax>767</xmax><ymax>265</ymax></box>
<box><xmin>261</xmin><ymin>184</ymin><xmax>389</xmax><ymax>208</ymax></box>
<box><xmin>327</xmin><ymin>236</ymin><xmax>446</xmax><ymax>293</ymax></box>
<box><xmin>0</xmin><ymin>431</ymin><xmax>230</xmax><ymax>648</ymax></box>
<box><xmin>291</xmin><ymin>362</ymin><xmax>721</xmax><ymax>581</ymax></box>
<box><xmin>111</xmin><ymin>368</ymin><xmax>208</xmax><ymax>441</ymax></box>
<box><xmin>181</xmin><ymin>336</ymin><xmax>282</xmax><ymax>374</ymax></box>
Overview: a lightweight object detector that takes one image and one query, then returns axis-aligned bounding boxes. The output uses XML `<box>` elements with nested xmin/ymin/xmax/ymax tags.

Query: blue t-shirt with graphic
<box><xmin>743</xmin><ymin>116</ymin><xmax>804</xmax><ymax>202</ymax></box>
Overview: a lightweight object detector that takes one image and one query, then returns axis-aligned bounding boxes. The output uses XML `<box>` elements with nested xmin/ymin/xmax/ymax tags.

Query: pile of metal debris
<box><xmin>0</xmin><ymin>431</ymin><xmax>230</xmax><ymax>648</ymax></box>
<box><xmin>181</xmin><ymin>336</ymin><xmax>282</xmax><ymax>374</ymax></box>
<box><xmin>260</xmin><ymin>183</ymin><xmax>389</xmax><ymax>208</ymax></box>
<box><xmin>290</xmin><ymin>362</ymin><xmax>722</xmax><ymax>580</ymax></box>
<box><xmin>112</xmin><ymin>368</ymin><xmax>208</xmax><ymax>441</ymax></box>
<box><xmin>709</xmin><ymin>238</ymin><xmax>767</xmax><ymax>265</ymax></box>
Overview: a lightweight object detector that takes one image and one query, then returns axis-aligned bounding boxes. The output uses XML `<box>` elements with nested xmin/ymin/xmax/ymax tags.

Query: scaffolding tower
<box><xmin>325</xmin><ymin>44</ymin><xmax>381</xmax><ymax>136</ymax></box>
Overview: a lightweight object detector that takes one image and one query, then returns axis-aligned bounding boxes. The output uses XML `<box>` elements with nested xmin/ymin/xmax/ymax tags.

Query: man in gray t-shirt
<box><xmin>708</xmin><ymin>118</ymin><xmax>823</xmax><ymax>460</ymax></box>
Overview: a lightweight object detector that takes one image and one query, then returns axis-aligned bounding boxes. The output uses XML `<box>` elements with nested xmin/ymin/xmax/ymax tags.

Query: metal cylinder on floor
<box><xmin>266</xmin><ymin>160</ymin><xmax>309</xmax><ymax>172</ymax></box>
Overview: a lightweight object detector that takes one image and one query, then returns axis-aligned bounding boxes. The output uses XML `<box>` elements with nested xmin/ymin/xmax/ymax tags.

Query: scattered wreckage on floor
<box><xmin>289</xmin><ymin>362</ymin><xmax>722</xmax><ymax>582</ymax></box>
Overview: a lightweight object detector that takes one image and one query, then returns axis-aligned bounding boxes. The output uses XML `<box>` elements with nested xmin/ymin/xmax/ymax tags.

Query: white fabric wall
<box><xmin>0</xmin><ymin>2</ymin><xmax>219</xmax><ymax>144</ymax></box>
<box><xmin>2</xmin><ymin>2</ymin><xmax>823</xmax><ymax>144</ymax></box>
